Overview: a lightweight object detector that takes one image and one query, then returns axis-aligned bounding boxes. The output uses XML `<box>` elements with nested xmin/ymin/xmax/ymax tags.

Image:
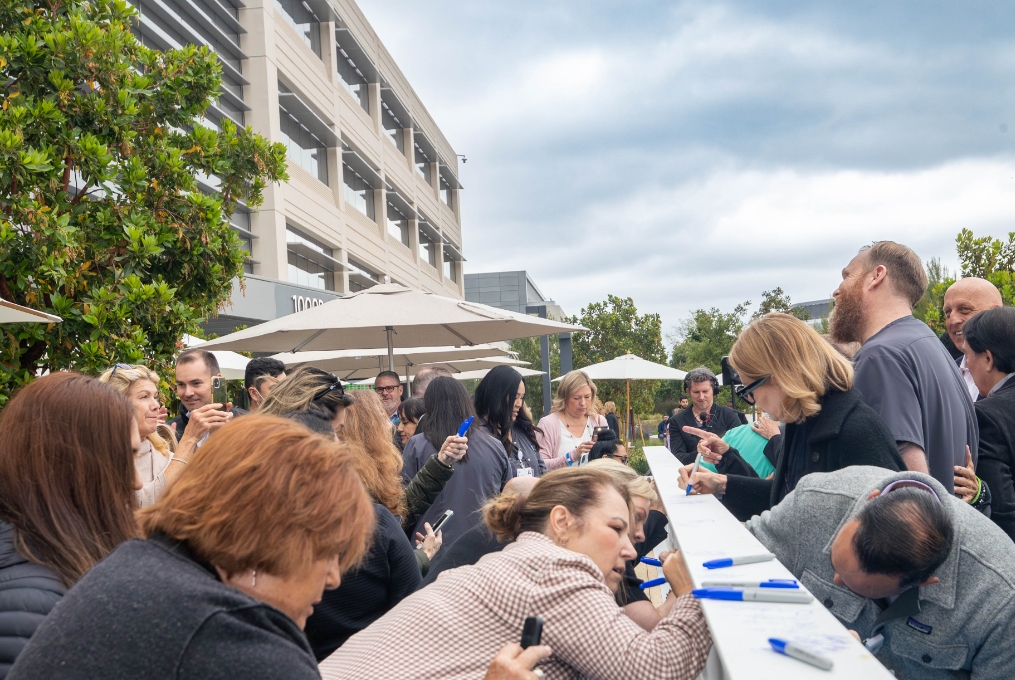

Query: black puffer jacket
<box><xmin>0</xmin><ymin>520</ymin><xmax>65</xmax><ymax>678</ymax></box>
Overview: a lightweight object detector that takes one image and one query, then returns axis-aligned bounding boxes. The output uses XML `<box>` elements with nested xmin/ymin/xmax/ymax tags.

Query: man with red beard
<box><xmin>830</xmin><ymin>241</ymin><xmax>978</xmax><ymax>493</ymax></box>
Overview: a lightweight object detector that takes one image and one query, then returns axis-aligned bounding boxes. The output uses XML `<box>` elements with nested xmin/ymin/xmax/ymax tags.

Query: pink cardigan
<box><xmin>535</xmin><ymin>411</ymin><xmax>609</xmax><ymax>471</ymax></box>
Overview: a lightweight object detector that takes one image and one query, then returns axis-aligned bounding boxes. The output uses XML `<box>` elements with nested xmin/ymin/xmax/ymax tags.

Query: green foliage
<box><xmin>753</xmin><ymin>287</ymin><xmax>810</xmax><ymax>321</ymax></box>
<box><xmin>0</xmin><ymin>0</ymin><xmax>287</xmax><ymax>405</ymax></box>
<box><xmin>510</xmin><ymin>335</ymin><xmax>560</xmax><ymax>418</ymax></box>
<box><xmin>627</xmin><ymin>441</ymin><xmax>649</xmax><ymax>475</ymax></box>
<box><xmin>955</xmin><ymin>229</ymin><xmax>1015</xmax><ymax>305</ymax></box>
<box><xmin>665</xmin><ymin>301</ymin><xmax>750</xmax><ymax>408</ymax></box>
<box><xmin>913</xmin><ymin>257</ymin><xmax>954</xmax><ymax>336</ymax></box>
<box><xmin>566</xmin><ymin>295</ymin><xmax>666</xmax><ymax>415</ymax></box>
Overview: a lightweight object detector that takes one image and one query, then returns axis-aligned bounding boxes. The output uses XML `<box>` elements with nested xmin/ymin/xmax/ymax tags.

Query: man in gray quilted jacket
<box><xmin>747</xmin><ymin>466</ymin><xmax>1015</xmax><ymax>680</ymax></box>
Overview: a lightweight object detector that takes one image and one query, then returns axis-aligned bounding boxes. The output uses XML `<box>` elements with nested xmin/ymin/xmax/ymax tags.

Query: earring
<box><xmin>251</xmin><ymin>570</ymin><xmax>257</xmax><ymax>587</ymax></box>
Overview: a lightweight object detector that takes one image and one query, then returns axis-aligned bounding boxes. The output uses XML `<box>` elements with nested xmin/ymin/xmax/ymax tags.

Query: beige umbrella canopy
<box><xmin>0</xmin><ymin>298</ymin><xmax>62</xmax><ymax>324</ymax></box>
<box><xmin>199</xmin><ymin>284</ymin><xmax>585</xmax><ymax>371</ymax></box>
<box><xmin>268</xmin><ymin>343</ymin><xmax>514</xmax><ymax>381</ymax></box>
<box><xmin>356</xmin><ymin>364</ymin><xmax>543</xmax><ymax>385</ymax></box>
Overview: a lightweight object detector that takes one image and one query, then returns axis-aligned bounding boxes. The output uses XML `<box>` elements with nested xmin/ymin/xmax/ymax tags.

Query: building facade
<box><xmin>465</xmin><ymin>271</ymin><xmax>565</xmax><ymax>320</ymax></box>
<box><xmin>130</xmin><ymin>0</ymin><xmax>465</xmax><ymax>334</ymax></box>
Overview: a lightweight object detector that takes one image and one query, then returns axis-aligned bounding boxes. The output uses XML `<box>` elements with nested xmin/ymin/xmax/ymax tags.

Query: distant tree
<box><xmin>509</xmin><ymin>335</ymin><xmax>559</xmax><ymax>418</ymax></box>
<box><xmin>566</xmin><ymin>295</ymin><xmax>666</xmax><ymax>416</ymax></box>
<box><xmin>955</xmin><ymin>229</ymin><xmax>1015</xmax><ymax>305</ymax></box>
<box><xmin>914</xmin><ymin>257</ymin><xmax>954</xmax><ymax>336</ymax></box>
<box><xmin>0</xmin><ymin>0</ymin><xmax>287</xmax><ymax>405</ymax></box>
<box><xmin>753</xmin><ymin>287</ymin><xmax>811</xmax><ymax>321</ymax></box>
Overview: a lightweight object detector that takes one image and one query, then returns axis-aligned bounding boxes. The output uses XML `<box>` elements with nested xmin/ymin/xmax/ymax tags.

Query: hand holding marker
<box><xmin>685</xmin><ymin>451</ymin><xmax>703</xmax><ymax>495</ymax></box>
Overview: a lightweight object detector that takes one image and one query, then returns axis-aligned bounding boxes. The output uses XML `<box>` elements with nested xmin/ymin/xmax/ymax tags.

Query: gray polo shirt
<box><xmin>852</xmin><ymin>316</ymin><xmax>978</xmax><ymax>492</ymax></box>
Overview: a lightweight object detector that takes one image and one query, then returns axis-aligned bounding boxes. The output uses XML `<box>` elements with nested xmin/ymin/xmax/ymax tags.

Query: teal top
<box><xmin>698</xmin><ymin>424</ymin><xmax>776</xmax><ymax>478</ymax></box>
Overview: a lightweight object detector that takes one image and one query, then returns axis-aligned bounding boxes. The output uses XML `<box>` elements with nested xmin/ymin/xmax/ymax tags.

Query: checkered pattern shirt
<box><xmin>319</xmin><ymin>532</ymin><xmax>711</xmax><ymax>680</ymax></box>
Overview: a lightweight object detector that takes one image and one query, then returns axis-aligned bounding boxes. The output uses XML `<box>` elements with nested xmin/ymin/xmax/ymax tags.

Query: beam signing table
<box><xmin>644</xmin><ymin>447</ymin><xmax>894</xmax><ymax>680</ymax></box>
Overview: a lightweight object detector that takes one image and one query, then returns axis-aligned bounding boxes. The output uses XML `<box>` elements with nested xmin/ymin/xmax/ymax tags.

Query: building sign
<box><xmin>292</xmin><ymin>295</ymin><xmax>326</xmax><ymax>313</ymax></box>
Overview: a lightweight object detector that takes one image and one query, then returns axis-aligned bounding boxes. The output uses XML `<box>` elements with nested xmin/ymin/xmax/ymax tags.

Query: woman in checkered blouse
<box><xmin>319</xmin><ymin>467</ymin><xmax>711</xmax><ymax>680</ymax></box>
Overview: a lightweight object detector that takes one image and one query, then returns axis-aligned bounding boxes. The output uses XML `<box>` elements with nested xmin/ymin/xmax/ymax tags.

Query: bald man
<box><xmin>944</xmin><ymin>278</ymin><xmax>1003</xmax><ymax>400</ymax></box>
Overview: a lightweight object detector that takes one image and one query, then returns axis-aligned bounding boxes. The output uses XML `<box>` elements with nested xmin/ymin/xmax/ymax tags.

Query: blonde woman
<box><xmin>99</xmin><ymin>363</ymin><xmax>191</xmax><ymax>506</ymax></box>
<box><xmin>259</xmin><ymin>366</ymin><xmax>353</xmax><ymax>432</ymax></box>
<box><xmin>535</xmin><ymin>370</ymin><xmax>608</xmax><ymax>471</ymax></box>
<box><xmin>679</xmin><ymin>313</ymin><xmax>904</xmax><ymax>521</ymax></box>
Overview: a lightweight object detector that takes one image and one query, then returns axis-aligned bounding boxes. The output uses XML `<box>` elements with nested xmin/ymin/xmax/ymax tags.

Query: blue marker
<box><xmin>703</xmin><ymin>553</ymin><xmax>775</xmax><ymax>569</ymax></box>
<box><xmin>692</xmin><ymin>587</ymin><xmax>812</xmax><ymax>604</ymax></box>
<box><xmin>700</xmin><ymin>579</ymin><xmax>798</xmax><ymax>589</ymax></box>
<box><xmin>685</xmin><ymin>451</ymin><xmax>703</xmax><ymax>495</ymax></box>
<box><xmin>640</xmin><ymin>556</ymin><xmax>662</xmax><ymax>567</ymax></box>
<box><xmin>639</xmin><ymin>577</ymin><xmax>667</xmax><ymax>590</ymax></box>
<box><xmin>769</xmin><ymin>639</ymin><xmax>834</xmax><ymax>670</ymax></box>
<box><xmin>457</xmin><ymin>416</ymin><xmax>474</xmax><ymax>437</ymax></box>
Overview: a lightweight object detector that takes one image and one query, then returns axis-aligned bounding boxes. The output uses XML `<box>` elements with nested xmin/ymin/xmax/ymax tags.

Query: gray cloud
<box><xmin>358</xmin><ymin>0</ymin><xmax>1015</xmax><ymax>337</ymax></box>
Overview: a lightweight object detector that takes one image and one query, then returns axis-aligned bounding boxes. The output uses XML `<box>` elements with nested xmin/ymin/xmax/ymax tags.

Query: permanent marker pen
<box><xmin>768</xmin><ymin>638</ymin><xmax>834</xmax><ymax>670</ymax></box>
<box><xmin>702</xmin><ymin>553</ymin><xmax>775</xmax><ymax>569</ymax></box>
<box><xmin>692</xmin><ymin>587</ymin><xmax>813</xmax><ymax>604</ymax></box>
<box><xmin>685</xmin><ymin>452</ymin><xmax>703</xmax><ymax>495</ymax></box>
<box><xmin>700</xmin><ymin>579</ymin><xmax>798</xmax><ymax>589</ymax></box>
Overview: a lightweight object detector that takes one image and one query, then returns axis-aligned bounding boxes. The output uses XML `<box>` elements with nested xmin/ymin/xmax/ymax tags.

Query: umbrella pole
<box><xmin>386</xmin><ymin>326</ymin><xmax>395</xmax><ymax>372</ymax></box>
<box><xmin>626</xmin><ymin>379</ymin><xmax>631</xmax><ymax>446</ymax></box>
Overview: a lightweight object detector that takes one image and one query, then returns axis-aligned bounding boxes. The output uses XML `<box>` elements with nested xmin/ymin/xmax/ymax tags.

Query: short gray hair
<box><xmin>684</xmin><ymin>367</ymin><xmax>718</xmax><ymax>394</ymax></box>
<box><xmin>412</xmin><ymin>366</ymin><xmax>453</xmax><ymax>397</ymax></box>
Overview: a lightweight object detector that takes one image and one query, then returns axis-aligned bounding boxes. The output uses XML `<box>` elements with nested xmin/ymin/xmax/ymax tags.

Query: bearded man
<box><xmin>830</xmin><ymin>241</ymin><xmax>978</xmax><ymax>492</ymax></box>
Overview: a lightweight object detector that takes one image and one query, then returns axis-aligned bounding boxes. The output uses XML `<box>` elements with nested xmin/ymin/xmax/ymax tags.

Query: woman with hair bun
<box><xmin>680</xmin><ymin>313</ymin><xmax>903</xmax><ymax>521</ymax></box>
<box><xmin>319</xmin><ymin>467</ymin><xmax>711</xmax><ymax>680</ymax></box>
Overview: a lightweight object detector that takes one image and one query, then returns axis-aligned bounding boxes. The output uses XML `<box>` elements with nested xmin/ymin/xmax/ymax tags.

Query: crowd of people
<box><xmin>0</xmin><ymin>240</ymin><xmax>1013</xmax><ymax>679</ymax></box>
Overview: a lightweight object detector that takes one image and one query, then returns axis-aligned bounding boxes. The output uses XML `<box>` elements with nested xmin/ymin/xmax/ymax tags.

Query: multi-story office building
<box><xmin>465</xmin><ymin>271</ymin><xmax>565</xmax><ymax>320</ymax></box>
<box><xmin>130</xmin><ymin>0</ymin><xmax>465</xmax><ymax>335</ymax></box>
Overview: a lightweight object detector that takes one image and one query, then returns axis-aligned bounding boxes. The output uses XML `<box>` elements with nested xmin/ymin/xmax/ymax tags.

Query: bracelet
<box><xmin>565</xmin><ymin>452</ymin><xmax>573</xmax><ymax>466</ymax></box>
<box><xmin>435</xmin><ymin>453</ymin><xmax>453</xmax><ymax>469</ymax></box>
<box><xmin>171</xmin><ymin>457</ymin><xmax>187</xmax><ymax>465</ymax></box>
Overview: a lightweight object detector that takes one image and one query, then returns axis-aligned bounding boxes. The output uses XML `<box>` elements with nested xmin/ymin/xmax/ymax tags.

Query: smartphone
<box><xmin>520</xmin><ymin>617</ymin><xmax>543</xmax><ymax>649</ymax></box>
<box><xmin>578</xmin><ymin>451</ymin><xmax>589</xmax><ymax>466</ymax></box>
<box><xmin>592</xmin><ymin>425</ymin><xmax>610</xmax><ymax>440</ymax></box>
<box><xmin>211</xmin><ymin>376</ymin><xmax>229</xmax><ymax>412</ymax></box>
<box><xmin>430</xmin><ymin>509</ymin><xmax>454</xmax><ymax>534</ymax></box>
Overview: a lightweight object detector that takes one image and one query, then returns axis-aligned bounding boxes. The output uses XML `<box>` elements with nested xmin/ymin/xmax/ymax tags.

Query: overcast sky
<box><xmin>357</xmin><ymin>0</ymin><xmax>1015</xmax><ymax>341</ymax></box>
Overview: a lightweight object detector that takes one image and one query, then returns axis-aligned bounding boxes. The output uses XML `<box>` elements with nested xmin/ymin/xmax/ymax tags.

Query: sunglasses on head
<box><xmin>313</xmin><ymin>375</ymin><xmax>344</xmax><ymax>401</ymax></box>
<box><xmin>734</xmin><ymin>376</ymin><xmax>769</xmax><ymax>405</ymax></box>
<box><xmin>110</xmin><ymin>363</ymin><xmax>135</xmax><ymax>379</ymax></box>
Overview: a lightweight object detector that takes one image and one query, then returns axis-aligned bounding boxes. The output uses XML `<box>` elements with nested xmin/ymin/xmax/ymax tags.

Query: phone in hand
<box><xmin>430</xmin><ymin>509</ymin><xmax>454</xmax><ymax>535</ymax></box>
<box><xmin>520</xmin><ymin>616</ymin><xmax>543</xmax><ymax>649</ymax></box>
<box><xmin>212</xmin><ymin>377</ymin><xmax>229</xmax><ymax>412</ymax></box>
<box><xmin>592</xmin><ymin>425</ymin><xmax>610</xmax><ymax>441</ymax></box>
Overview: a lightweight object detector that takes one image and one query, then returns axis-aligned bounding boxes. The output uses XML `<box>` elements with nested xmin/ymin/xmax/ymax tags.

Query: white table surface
<box><xmin>645</xmin><ymin>447</ymin><xmax>894</xmax><ymax>680</ymax></box>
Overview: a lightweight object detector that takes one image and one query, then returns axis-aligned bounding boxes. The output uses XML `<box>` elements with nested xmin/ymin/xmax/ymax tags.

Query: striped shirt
<box><xmin>319</xmin><ymin>532</ymin><xmax>711</xmax><ymax>680</ymax></box>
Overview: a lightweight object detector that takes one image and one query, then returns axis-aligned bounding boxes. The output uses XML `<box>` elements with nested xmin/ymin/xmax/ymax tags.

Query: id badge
<box><xmin>516</xmin><ymin>466</ymin><xmax>534</xmax><ymax>478</ymax></box>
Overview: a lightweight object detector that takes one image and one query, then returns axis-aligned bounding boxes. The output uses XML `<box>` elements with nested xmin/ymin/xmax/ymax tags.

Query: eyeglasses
<box><xmin>374</xmin><ymin>385</ymin><xmax>401</xmax><ymax>394</ymax></box>
<box><xmin>881</xmin><ymin>479</ymin><xmax>942</xmax><ymax>503</ymax></box>
<box><xmin>110</xmin><ymin>363</ymin><xmax>134</xmax><ymax>379</ymax></box>
<box><xmin>606</xmin><ymin>453</ymin><xmax>630</xmax><ymax>465</ymax></box>
<box><xmin>313</xmin><ymin>375</ymin><xmax>344</xmax><ymax>401</ymax></box>
<box><xmin>734</xmin><ymin>376</ymin><xmax>769</xmax><ymax>405</ymax></box>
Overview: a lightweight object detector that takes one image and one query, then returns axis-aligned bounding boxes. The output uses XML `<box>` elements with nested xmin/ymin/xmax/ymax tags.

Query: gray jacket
<box><xmin>0</xmin><ymin>520</ymin><xmax>66</xmax><ymax>678</ymax></box>
<box><xmin>747</xmin><ymin>467</ymin><xmax>1015</xmax><ymax>680</ymax></box>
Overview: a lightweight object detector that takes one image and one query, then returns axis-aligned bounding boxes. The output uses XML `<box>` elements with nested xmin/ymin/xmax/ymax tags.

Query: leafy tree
<box><xmin>913</xmin><ymin>257</ymin><xmax>954</xmax><ymax>336</ymax></box>
<box><xmin>955</xmin><ymin>229</ymin><xmax>1015</xmax><ymax>305</ymax></box>
<box><xmin>664</xmin><ymin>301</ymin><xmax>750</xmax><ymax>410</ymax></box>
<box><xmin>509</xmin><ymin>335</ymin><xmax>559</xmax><ymax>418</ymax></box>
<box><xmin>566</xmin><ymin>295</ymin><xmax>666</xmax><ymax>417</ymax></box>
<box><xmin>0</xmin><ymin>0</ymin><xmax>287</xmax><ymax>404</ymax></box>
<box><xmin>753</xmin><ymin>287</ymin><xmax>810</xmax><ymax>321</ymax></box>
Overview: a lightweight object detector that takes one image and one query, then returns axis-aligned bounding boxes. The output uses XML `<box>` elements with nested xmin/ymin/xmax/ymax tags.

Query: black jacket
<box><xmin>0</xmin><ymin>521</ymin><xmax>65</xmax><ymax>679</ymax></box>
<box><xmin>720</xmin><ymin>388</ymin><xmax>904</xmax><ymax>522</ymax></box>
<box><xmin>403</xmin><ymin>454</ymin><xmax>455</xmax><ymax>533</ymax></box>
<box><xmin>304</xmin><ymin>504</ymin><xmax>421</xmax><ymax>660</ymax></box>
<box><xmin>606</xmin><ymin>413</ymin><xmax>620</xmax><ymax>436</ymax></box>
<box><xmin>974</xmin><ymin>377</ymin><xmax>1015</xmax><ymax>541</ymax></box>
<box><xmin>667</xmin><ymin>404</ymin><xmax>743</xmax><ymax>464</ymax></box>
<box><xmin>169</xmin><ymin>406</ymin><xmax>247</xmax><ymax>438</ymax></box>
<box><xmin>9</xmin><ymin>535</ymin><xmax>318</xmax><ymax>680</ymax></box>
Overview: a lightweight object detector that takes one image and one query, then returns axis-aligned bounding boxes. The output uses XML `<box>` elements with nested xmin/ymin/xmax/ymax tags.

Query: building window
<box><xmin>275</xmin><ymin>0</ymin><xmax>321</xmax><ymax>57</ymax></box>
<box><xmin>279</xmin><ymin>106</ymin><xmax>329</xmax><ymax>185</ymax></box>
<box><xmin>419</xmin><ymin>229</ymin><xmax>436</xmax><ymax>267</ymax></box>
<box><xmin>343</xmin><ymin>163</ymin><xmax>375</xmax><ymax>219</ymax></box>
<box><xmin>381</xmin><ymin>102</ymin><xmax>404</xmax><ymax>151</ymax></box>
<box><xmin>443</xmin><ymin>248</ymin><xmax>457</xmax><ymax>282</ymax></box>
<box><xmin>439</xmin><ymin>174</ymin><xmax>454</xmax><ymax>209</ymax></box>
<box><xmin>336</xmin><ymin>45</ymin><xmax>370</xmax><ymax>113</ymax></box>
<box><xmin>348</xmin><ymin>258</ymin><xmax>380</xmax><ymax>292</ymax></box>
<box><xmin>414</xmin><ymin>143</ymin><xmax>432</xmax><ymax>183</ymax></box>
<box><xmin>386</xmin><ymin>201</ymin><xmax>410</xmax><ymax>247</ymax></box>
<box><xmin>286</xmin><ymin>227</ymin><xmax>335</xmax><ymax>291</ymax></box>
<box><xmin>231</xmin><ymin>210</ymin><xmax>254</xmax><ymax>274</ymax></box>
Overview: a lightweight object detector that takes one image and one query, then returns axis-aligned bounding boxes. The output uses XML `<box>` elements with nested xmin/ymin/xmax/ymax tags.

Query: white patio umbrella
<box><xmin>356</xmin><ymin>364</ymin><xmax>543</xmax><ymax>385</ymax></box>
<box><xmin>198</xmin><ymin>284</ymin><xmax>585</xmax><ymax>371</ymax></box>
<box><xmin>183</xmin><ymin>335</ymin><xmax>250</xmax><ymax>381</ymax></box>
<box><xmin>268</xmin><ymin>343</ymin><xmax>514</xmax><ymax>381</ymax></box>
<box><xmin>556</xmin><ymin>354</ymin><xmax>687</xmax><ymax>443</ymax></box>
<box><xmin>0</xmin><ymin>298</ymin><xmax>62</xmax><ymax>324</ymax></box>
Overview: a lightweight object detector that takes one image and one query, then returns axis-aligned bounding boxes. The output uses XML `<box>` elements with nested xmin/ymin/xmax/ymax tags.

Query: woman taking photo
<box><xmin>402</xmin><ymin>377</ymin><xmax>511</xmax><ymax>548</ymax></box>
<box><xmin>475</xmin><ymin>365</ymin><xmax>545</xmax><ymax>479</ymax></box>
<box><xmin>535</xmin><ymin>370</ymin><xmax>609</xmax><ymax>471</ymax></box>
<box><xmin>99</xmin><ymin>363</ymin><xmax>188</xmax><ymax>507</ymax></box>
<box><xmin>680</xmin><ymin>313</ymin><xmax>903</xmax><ymax>521</ymax></box>
<box><xmin>0</xmin><ymin>373</ymin><xmax>140</xmax><ymax>676</ymax></box>
<box><xmin>9</xmin><ymin>416</ymin><xmax>376</xmax><ymax>680</ymax></box>
<box><xmin>959</xmin><ymin>307</ymin><xmax>1015</xmax><ymax>540</ymax></box>
<box><xmin>319</xmin><ymin>467</ymin><xmax>711</xmax><ymax>680</ymax></box>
